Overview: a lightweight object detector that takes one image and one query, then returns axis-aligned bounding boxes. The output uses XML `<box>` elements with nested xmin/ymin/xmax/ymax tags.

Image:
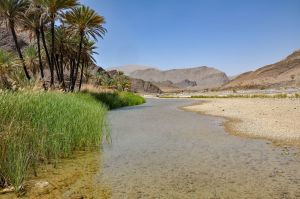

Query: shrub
<box><xmin>87</xmin><ymin>91</ymin><xmax>146</xmax><ymax>109</ymax></box>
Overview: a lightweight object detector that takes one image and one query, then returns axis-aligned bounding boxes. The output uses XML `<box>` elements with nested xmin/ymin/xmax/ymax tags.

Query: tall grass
<box><xmin>0</xmin><ymin>92</ymin><xmax>107</xmax><ymax>189</ymax></box>
<box><xmin>88</xmin><ymin>91</ymin><xmax>146</xmax><ymax>109</ymax></box>
<box><xmin>0</xmin><ymin>91</ymin><xmax>145</xmax><ymax>190</ymax></box>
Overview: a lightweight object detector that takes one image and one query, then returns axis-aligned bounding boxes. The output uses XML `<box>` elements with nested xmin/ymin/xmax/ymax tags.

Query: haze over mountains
<box><xmin>110</xmin><ymin>65</ymin><xmax>229</xmax><ymax>91</ymax></box>
<box><xmin>110</xmin><ymin>65</ymin><xmax>154</xmax><ymax>76</ymax></box>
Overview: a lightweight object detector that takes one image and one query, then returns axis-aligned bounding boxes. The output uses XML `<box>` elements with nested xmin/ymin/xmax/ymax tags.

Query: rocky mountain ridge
<box><xmin>222</xmin><ymin>50</ymin><xmax>300</xmax><ymax>89</ymax></box>
<box><xmin>128</xmin><ymin>66</ymin><xmax>229</xmax><ymax>91</ymax></box>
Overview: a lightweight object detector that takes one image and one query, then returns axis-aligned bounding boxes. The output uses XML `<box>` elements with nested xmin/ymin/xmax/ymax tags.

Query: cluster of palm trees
<box><xmin>0</xmin><ymin>0</ymin><xmax>106</xmax><ymax>91</ymax></box>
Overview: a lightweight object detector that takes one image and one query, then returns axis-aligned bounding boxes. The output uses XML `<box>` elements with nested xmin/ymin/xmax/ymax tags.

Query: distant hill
<box><xmin>108</xmin><ymin>65</ymin><xmax>154</xmax><ymax>76</ymax></box>
<box><xmin>129</xmin><ymin>66</ymin><xmax>229</xmax><ymax>90</ymax></box>
<box><xmin>222</xmin><ymin>50</ymin><xmax>300</xmax><ymax>89</ymax></box>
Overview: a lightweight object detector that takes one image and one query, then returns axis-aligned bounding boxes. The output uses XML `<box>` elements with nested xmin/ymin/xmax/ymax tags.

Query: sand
<box><xmin>185</xmin><ymin>98</ymin><xmax>300</xmax><ymax>143</ymax></box>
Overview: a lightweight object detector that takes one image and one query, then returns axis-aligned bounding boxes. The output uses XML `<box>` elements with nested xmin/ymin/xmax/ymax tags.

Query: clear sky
<box><xmin>81</xmin><ymin>0</ymin><xmax>300</xmax><ymax>75</ymax></box>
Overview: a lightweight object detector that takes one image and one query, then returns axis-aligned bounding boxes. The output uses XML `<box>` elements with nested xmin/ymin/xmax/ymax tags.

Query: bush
<box><xmin>87</xmin><ymin>91</ymin><xmax>146</xmax><ymax>109</ymax></box>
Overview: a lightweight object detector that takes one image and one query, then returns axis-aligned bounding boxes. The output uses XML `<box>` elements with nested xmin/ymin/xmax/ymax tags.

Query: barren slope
<box><xmin>109</xmin><ymin>65</ymin><xmax>154</xmax><ymax>76</ymax></box>
<box><xmin>222</xmin><ymin>50</ymin><xmax>300</xmax><ymax>89</ymax></box>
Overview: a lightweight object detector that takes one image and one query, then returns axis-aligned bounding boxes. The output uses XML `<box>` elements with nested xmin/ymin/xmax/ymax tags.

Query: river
<box><xmin>1</xmin><ymin>98</ymin><xmax>299</xmax><ymax>199</ymax></box>
<box><xmin>97</xmin><ymin>98</ymin><xmax>300</xmax><ymax>198</ymax></box>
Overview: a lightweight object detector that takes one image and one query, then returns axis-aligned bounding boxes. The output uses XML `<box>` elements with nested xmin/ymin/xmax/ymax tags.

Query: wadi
<box><xmin>0</xmin><ymin>0</ymin><xmax>300</xmax><ymax>199</ymax></box>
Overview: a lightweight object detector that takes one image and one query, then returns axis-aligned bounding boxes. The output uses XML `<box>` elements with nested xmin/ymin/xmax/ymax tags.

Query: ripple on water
<box><xmin>98</xmin><ymin>99</ymin><xmax>300</xmax><ymax>199</ymax></box>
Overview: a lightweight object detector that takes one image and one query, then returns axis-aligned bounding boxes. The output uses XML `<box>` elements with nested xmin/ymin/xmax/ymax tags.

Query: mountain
<box><xmin>129</xmin><ymin>66</ymin><xmax>229</xmax><ymax>90</ymax></box>
<box><xmin>130</xmin><ymin>78</ymin><xmax>162</xmax><ymax>94</ymax></box>
<box><xmin>174</xmin><ymin>79</ymin><xmax>197</xmax><ymax>88</ymax></box>
<box><xmin>108</xmin><ymin>65</ymin><xmax>154</xmax><ymax>76</ymax></box>
<box><xmin>222</xmin><ymin>50</ymin><xmax>300</xmax><ymax>89</ymax></box>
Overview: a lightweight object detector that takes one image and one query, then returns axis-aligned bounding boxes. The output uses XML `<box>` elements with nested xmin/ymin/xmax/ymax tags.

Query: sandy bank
<box><xmin>184</xmin><ymin>98</ymin><xmax>300</xmax><ymax>143</ymax></box>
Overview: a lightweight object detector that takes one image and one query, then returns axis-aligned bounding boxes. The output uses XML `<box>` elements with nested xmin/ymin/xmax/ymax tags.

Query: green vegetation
<box><xmin>88</xmin><ymin>91</ymin><xmax>146</xmax><ymax>109</ymax></box>
<box><xmin>0</xmin><ymin>91</ymin><xmax>144</xmax><ymax>190</ymax></box>
<box><xmin>0</xmin><ymin>0</ymin><xmax>106</xmax><ymax>91</ymax></box>
<box><xmin>0</xmin><ymin>92</ymin><xmax>107</xmax><ymax>189</ymax></box>
<box><xmin>0</xmin><ymin>0</ymin><xmax>146</xmax><ymax>193</ymax></box>
<box><xmin>95</xmin><ymin>71</ymin><xmax>131</xmax><ymax>91</ymax></box>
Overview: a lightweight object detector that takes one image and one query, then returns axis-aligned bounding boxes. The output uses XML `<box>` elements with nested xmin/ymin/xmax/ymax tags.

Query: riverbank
<box><xmin>0</xmin><ymin>151</ymin><xmax>111</xmax><ymax>199</ymax></box>
<box><xmin>184</xmin><ymin>98</ymin><xmax>300</xmax><ymax>146</ymax></box>
<box><xmin>0</xmin><ymin>91</ymin><xmax>145</xmax><ymax>196</ymax></box>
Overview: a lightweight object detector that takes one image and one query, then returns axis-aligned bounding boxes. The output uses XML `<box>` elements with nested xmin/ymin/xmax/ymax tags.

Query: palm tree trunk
<box><xmin>78</xmin><ymin>60</ymin><xmax>85</xmax><ymax>91</ymax></box>
<box><xmin>54</xmin><ymin>55</ymin><xmax>61</xmax><ymax>83</ymax></box>
<box><xmin>60</xmin><ymin>50</ymin><xmax>66</xmax><ymax>90</ymax></box>
<box><xmin>71</xmin><ymin>32</ymin><xmax>84</xmax><ymax>92</ymax></box>
<box><xmin>36</xmin><ymin>29</ymin><xmax>47</xmax><ymax>90</ymax></box>
<box><xmin>35</xmin><ymin>29</ymin><xmax>44</xmax><ymax>78</ymax></box>
<box><xmin>9</xmin><ymin>20</ymin><xmax>31</xmax><ymax>80</ymax></box>
<box><xmin>32</xmin><ymin>62</ymin><xmax>37</xmax><ymax>76</ymax></box>
<box><xmin>71</xmin><ymin>61</ymin><xmax>79</xmax><ymax>92</ymax></box>
<box><xmin>50</xmin><ymin>15</ymin><xmax>56</xmax><ymax>86</ymax></box>
<box><xmin>41</xmin><ymin>25</ymin><xmax>53</xmax><ymax>84</ymax></box>
<box><xmin>69</xmin><ymin>59</ymin><xmax>75</xmax><ymax>91</ymax></box>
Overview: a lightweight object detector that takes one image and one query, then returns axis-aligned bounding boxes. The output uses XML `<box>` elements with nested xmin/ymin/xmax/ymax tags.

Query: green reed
<box><xmin>0</xmin><ymin>92</ymin><xmax>107</xmax><ymax>189</ymax></box>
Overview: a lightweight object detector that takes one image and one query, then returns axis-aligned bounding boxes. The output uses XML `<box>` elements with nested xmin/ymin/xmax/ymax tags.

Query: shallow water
<box><xmin>0</xmin><ymin>151</ymin><xmax>112</xmax><ymax>199</ymax></box>
<box><xmin>97</xmin><ymin>98</ymin><xmax>300</xmax><ymax>199</ymax></box>
<box><xmin>2</xmin><ymin>98</ymin><xmax>299</xmax><ymax>199</ymax></box>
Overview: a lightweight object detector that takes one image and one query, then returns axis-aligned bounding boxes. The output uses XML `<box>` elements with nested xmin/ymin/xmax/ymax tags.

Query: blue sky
<box><xmin>81</xmin><ymin>0</ymin><xmax>300</xmax><ymax>75</ymax></box>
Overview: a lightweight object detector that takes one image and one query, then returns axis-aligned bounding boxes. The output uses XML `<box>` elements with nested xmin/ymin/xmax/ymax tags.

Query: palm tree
<box><xmin>22</xmin><ymin>2</ymin><xmax>45</xmax><ymax>78</ymax></box>
<box><xmin>78</xmin><ymin>39</ymin><xmax>98</xmax><ymax>91</ymax></box>
<box><xmin>0</xmin><ymin>49</ymin><xmax>18</xmax><ymax>88</ymax></box>
<box><xmin>38</xmin><ymin>0</ymin><xmax>78</xmax><ymax>86</ymax></box>
<box><xmin>23</xmin><ymin>45</ymin><xmax>38</xmax><ymax>77</ymax></box>
<box><xmin>0</xmin><ymin>49</ymin><xmax>17</xmax><ymax>75</ymax></box>
<box><xmin>0</xmin><ymin>0</ymin><xmax>31</xmax><ymax>80</ymax></box>
<box><xmin>64</xmin><ymin>5</ymin><xmax>106</xmax><ymax>91</ymax></box>
<box><xmin>53</xmin><ymin>25</ymin><xmax>72</xmax><ymax>88</ymax></box>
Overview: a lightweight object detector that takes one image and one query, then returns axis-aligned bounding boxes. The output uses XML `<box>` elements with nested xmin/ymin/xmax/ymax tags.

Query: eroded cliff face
<box><xmin>222</xmin><ymin>50</ymin><xmax>300</xmax><ymax>89</ymax></box>
<box><xmin>130</xmin><ymin>78</ymin><xmax>162</xmax><ymax>94</ymax></box>
<box><xmin>0</xmin><ymin>21</ymin><xmax>30</xmax><ymax>52</ymax></box>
